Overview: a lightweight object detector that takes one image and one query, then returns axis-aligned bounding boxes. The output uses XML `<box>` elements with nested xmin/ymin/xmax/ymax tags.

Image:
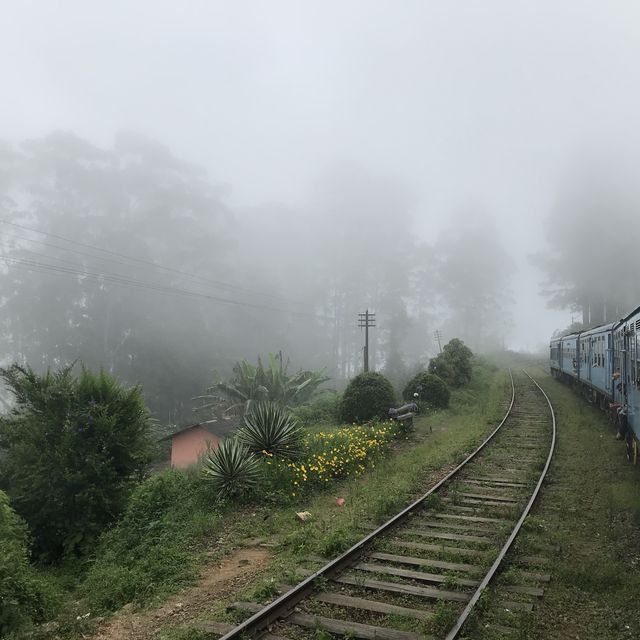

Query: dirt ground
<box><xmin>90</xmin><ymin>546</ymin><xmax>270</xmax><ymax>640</ymax></box>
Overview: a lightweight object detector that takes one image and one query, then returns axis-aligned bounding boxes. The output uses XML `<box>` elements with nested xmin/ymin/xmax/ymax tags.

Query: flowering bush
<box><xmin>259</xmin><ymin>421</ymin><xmax>400</xmax><ymax>497</ymax></box>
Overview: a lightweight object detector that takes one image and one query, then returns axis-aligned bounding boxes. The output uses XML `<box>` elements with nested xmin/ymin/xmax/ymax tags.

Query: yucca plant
<box><xmin>202</xmin><ymin>439</ymin><xmax>260</xmax><ymax>499</ymax></box>
<box><xmin>237</xmin><ymin>401</ymin><xmax>304</xmax><ymax>458</ymax></box>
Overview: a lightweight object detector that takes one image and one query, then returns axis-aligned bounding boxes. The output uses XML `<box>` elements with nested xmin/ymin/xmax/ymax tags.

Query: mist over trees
<box><xmin>534</xmin><ymin>155</ymin><xmax>640</xmax><ymax>327</ymax></box>
<box><xmin>0</xmin><ymin>132</ymin><xmax>515</xmax><ymax>421</ymax></box>
<box><xmin>0</xmin><ymin>132</ymin><xmax>234</xmax><ymax>421</ymax></box>
<box><xmin>432</xmin><ymin>209</ymin><xmax>514</xmax><ymax>349</ymax></box>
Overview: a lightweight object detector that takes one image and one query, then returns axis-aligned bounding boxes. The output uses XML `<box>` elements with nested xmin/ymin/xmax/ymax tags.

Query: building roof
<box><xmin>160</xmin><ymin>418</ymin><xmax>241</xmax><ymax>442</ymax></box>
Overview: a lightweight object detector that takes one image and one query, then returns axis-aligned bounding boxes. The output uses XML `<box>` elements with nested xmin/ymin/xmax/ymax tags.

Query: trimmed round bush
<box><xmin>339</xmin><ymin>372</ymin><xmax>396</xmax><ymax>424</ymax></box>
<box><xmin>402</xmin><ymin>372</ymin><xmax>450</xmax><ymax>408</ymax></box>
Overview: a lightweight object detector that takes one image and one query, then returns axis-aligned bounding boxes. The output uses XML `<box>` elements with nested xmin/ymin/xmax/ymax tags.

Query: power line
<box><xmin>0</xmin><ymin>229</ymin><xmax>306</xmax><ymax>309</ymax></box>
<box><xmin>0</xmin><ymin>254</ymin><xmax>334</xmax><ymax>322</ymax></box>
<box><xmin>0</xmin><ymin>218</ymin><xmax>305</xmax><ymax>305</ymax></box>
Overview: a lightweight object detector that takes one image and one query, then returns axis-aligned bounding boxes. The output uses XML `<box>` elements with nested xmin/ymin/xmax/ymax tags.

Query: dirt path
<box><xmin>91</xmin><ymin>547</ymin><xmax>270</xmax><ymax>640</ymax></box>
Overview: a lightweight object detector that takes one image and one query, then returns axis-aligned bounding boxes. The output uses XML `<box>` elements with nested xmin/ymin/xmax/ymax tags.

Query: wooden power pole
<box><xmin>358</xmin><ymin>309</ymin><xmax>376</xmax><ymax>372</ymax></box>
<box><xmin>434</xmin><ymin>330</ymin><xmax>443</xmax><ymax>353</ymax></box>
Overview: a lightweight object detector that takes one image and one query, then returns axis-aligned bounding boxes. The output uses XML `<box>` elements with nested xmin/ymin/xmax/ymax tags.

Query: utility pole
<box><xmin>358</xmin><ymin>309</ymin><xmax>376</xmax><ymax>372</ymax></box>
<box><xmin>434</xmin><ymin>330</ymin><xmax>443</xmax><ymax>353</ymax></box>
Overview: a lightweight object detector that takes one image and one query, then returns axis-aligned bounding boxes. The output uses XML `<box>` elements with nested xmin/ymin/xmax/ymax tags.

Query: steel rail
<box><xmin>217</xmin><ymin>370</ymin><xmax>516</xmax><ymax>640</ymax></box>
<box><xmin>444</xmin><ymin>370</ymin><xmax>557</xmax><ymax>639</ymax></box>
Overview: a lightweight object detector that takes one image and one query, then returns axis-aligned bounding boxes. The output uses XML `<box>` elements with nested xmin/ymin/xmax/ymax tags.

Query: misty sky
<box><xmin>4</xmin><ymin>1</ymin><xmax>640</xmax><ymax>350</ymax></box>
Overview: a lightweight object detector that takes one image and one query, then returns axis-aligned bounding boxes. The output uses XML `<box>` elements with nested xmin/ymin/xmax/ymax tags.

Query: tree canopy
<box><xmin>432</xmin><ymin>208</ymin><xmax>514</xmax><ymax>350</ymax></box>
<box><xmin>533</xmin><ymin>156</ymin><xmax>640</xmax><ymax>325</ymax></box>
<box><xmin>0</xmin><ymin>363</ymin><xmax>152</xmax><ymax>560</ymax></box>
<box><xmin>428</xmin><ymin>339</ymin><xmax>474</xmax><ymax>388</ymax></box>
<box><xmin>0</xmin><ymin>132</ymin><xmax>232</xmax><ymax>422</ymax></box>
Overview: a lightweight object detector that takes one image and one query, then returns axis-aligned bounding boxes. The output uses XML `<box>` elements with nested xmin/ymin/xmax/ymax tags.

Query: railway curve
<box><xmin>214</xmin><ymin>370</ymin><xmax>556</xmax><ymax>640</ymax></box>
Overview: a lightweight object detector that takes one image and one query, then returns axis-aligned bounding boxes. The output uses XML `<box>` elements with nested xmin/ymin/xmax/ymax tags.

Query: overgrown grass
<box><xmin>220</xmin><ymin>360</ymin><xmax>509</xmax><ymax>603</ymax></box>
<box><xmin>81</xmin><ymin>468</ymin><xmax>224</xmax><ymax>614</ymax></box>
<box><xmin>503</xmin><ymin>368</ymin><xmax>640</xmax><ymax>639</ymax></box>
<box><xmin>26</xmin><ymin>360</ymin><xmax>507</xmax><ymax>639</ymax></box>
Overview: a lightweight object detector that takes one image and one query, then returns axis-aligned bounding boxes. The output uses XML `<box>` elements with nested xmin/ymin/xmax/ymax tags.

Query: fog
<box><xmin>2</xmin><ymin>1</ymin><xmax>640</xmax><ymax>420</ymax></box>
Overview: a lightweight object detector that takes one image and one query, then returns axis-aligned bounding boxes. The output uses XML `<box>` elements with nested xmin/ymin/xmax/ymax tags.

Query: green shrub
<box><xmin>0</xmin><ymin>363</ymin><xmax>152</xmax><ymax>561</ymax></box>
<box><xmin>0</xmin><ymin>490</ymin><xmax>59</xmax><ymax>636</ymax></box>
<box><xmin>238</xmin><ymin>402</ymin><xmax>304</xmax><ymax>457</ymax></box>
<box><xmin>428</xmin><ymin>339</ymin><xmax>473</xmax><ymax>388</ymax></box>
<box><xmin>291</xmin><ymin>394</ymin><xmax>340</xmax><ymax>427</ymax></box>
<box><xmin>339</xmin><ymin>372</ymin><xmax>396</xmax><ymax>424</ymax></box>
<box><xmin>197</xmin><ymin>353</ymin><xmax>330</xmax><ymax>417</ymax></box>
<box><xmin>260</xmin><ymin>422</ymin><xmax>399</xmax><ymax>498</ymax></box>
<box><xmin>83</xmin><ymin>468</ymin><xmax>221</xmax><ymax>613</ymax></box>
<box><xmin>402</xmin><ymin>372</ymin><xmax>450</xmax><ymax>408</ymax></box>
<box><xmin>202</xmin><ymin>439</ymin><xmax>261</xmax><ymax>499</ymax></box>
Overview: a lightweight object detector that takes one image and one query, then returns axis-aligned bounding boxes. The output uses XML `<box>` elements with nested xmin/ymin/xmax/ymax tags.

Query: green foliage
<box><xmin>0</xmin><ymin>490</ymin><xmax>59</xmax><ymax>636</ymax></box>
<box><xmin>238</xmin><ymin>402</ymin><xmax>303</xmax><ymax>457</ymax></box>
<box><xmin>429</xmin><ymin>601</ymin><xmax>459</xmax><ymax>634</ymax></box>
<box><xmin>428</xmin><ymin>339</ymin><xmax>474</xmax><ymax>388</ymax></box>
<box><xmin>245</xmin><ymin>577</ymin><xmax>279</xmax><ymax>601</ymax></box>
<box><xmin>0</xmin><ymin>363</ymin><xmax>152</xmax><ymax>561</ymax></box>
<box><xmin>202</xmin><ymin>439</ymin><xmax>261</xmax><ymax>499</ymax></box>
<box><xmin>402</xmin><ymin>372</ymin><xmax>450</xmax><ymax>408</ymax></box>
<box><xmin>260</xmin><ymin>422</ymin><xmax>399</xmax><ymax>500</ymax></box>
<box><xmin>0</xmin><ymin>132</ymin><xmax>234</xmax><ymax>425</ymax></box>
<box><xmin>83</xmin><ymin>468</ymin><xmax>221</xmax><ymax>613</ymax></box>
<box><xmin>339</xmin><ymin>372</ymin><xmax>396</xmax><ymax>424</ymax></box>
<box><xmin>316</xmin><ymin>527</ymin><xmax>359</xmax><ymax>557</ymax></box>
<box><xmin>291</xmin><ymin>393</ymin><xmax>340</xmax><ymax>427</ymax></box>
<box><xmin>197</xmin><ymin>353</ymin><xmax>330</xmax><ymax>417</ymax></box>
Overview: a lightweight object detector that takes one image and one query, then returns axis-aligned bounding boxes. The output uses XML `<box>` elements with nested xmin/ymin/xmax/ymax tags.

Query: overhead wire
<box><xmin>0</xmin><ymin>218</ymin><xmax>306</xmax><ymax>304</ymax></box>
<box><xmin>0</xmin><ymin>253</ymin><xmax>334</xmax><ymax>321</ymax></box>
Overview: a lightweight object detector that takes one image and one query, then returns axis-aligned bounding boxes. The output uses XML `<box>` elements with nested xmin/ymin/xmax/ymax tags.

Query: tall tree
<box><xmin>233</xmin><ymin>162</ymin><xmax>430</xmax><ymax>382</ymax></box>
<box><xmin>534</xmin><ymin>157</ymin><xmax>640</xmax><ymax>325</ymax></box>
<box><xmin>433</xmin><ymin>208</ymin><xmax>514</xmax><ymax>350</ymax></box>
<box><xmin>0</xmin><ymin>132</ymin><xmax>233</xmax><ymax>421</ymax></box>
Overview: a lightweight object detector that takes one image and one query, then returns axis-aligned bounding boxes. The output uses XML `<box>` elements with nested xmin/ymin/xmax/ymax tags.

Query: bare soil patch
<box><xmin>91</xmin><ymin>547</ymin><xmax>270</xmax><ymax>640</ymax></box>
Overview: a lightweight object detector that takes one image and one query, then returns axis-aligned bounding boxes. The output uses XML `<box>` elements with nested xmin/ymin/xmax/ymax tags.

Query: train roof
<box><xmin>549</xmin><ymin>305</ymin><xmax>640</xmax><ymax>343</ymax></box>
<box><xmin>579</xmin><ymin>323</ymin><xmax>617</xmax><ymax>337</ymax></box>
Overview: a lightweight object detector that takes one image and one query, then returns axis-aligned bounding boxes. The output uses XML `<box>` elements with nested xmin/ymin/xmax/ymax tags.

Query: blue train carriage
<box><xmin>578</xmin><ymin>323</ymin><xmax>616</xmax><ymax>406</ymax></box>
<box><xmin>616</xmin><ymin>307</ymin><xmax>640</xmax><ymax>463</ymax></box>
<box><xmin>559</xmin><ymin>333</ymin><xmax>580</xmax><ymax>380</ymax></box>
<box><xmin>549</xmin><ymin>336</ymin><xmax>562</xmax><ymax>375</ymax></box>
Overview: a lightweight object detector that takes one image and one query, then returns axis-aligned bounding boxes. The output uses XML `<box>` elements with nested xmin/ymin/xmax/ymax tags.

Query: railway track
<box><xmin>212</xmin><ymin>370</ymin><xmax>556</xmax><ymax>640</ymax></box>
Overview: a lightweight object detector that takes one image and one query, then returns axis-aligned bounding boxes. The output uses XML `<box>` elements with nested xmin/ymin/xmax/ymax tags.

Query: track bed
<box><xmin>209</xmin><ymin>371</ymin><xmax>556</xmax><ymax>640</ymax></box>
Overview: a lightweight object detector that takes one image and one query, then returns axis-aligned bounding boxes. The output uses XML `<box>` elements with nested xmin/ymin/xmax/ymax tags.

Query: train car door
<box><xmin>622</xmin><ymin>324</ymin><xmax>631</xmax><ymax>407</ymax></box>
<box><xmin>605</xmin><ymin>332</ymin><xmax>613</xmax><ymax>395</ymax></box>
<box><xmin>628</xmin><ymin>321</ymin><xmax>640</xmax><ymax>444</ymax></box>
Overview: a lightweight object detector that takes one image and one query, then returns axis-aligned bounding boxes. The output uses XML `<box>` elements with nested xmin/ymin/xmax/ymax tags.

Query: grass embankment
<box><xmin>27</xmin><ymin>361</ymin><xmax>508</xmax><ymax>640</ymax></box>
<box><xmin>159</xmin><ymin>362</ymin><xmax>509</xmax><ymax>639</ymax></box>
<box><xmin>480</xmin><ymin>369</ymin><xmax>640</xmax><ymax>640</ymax></box>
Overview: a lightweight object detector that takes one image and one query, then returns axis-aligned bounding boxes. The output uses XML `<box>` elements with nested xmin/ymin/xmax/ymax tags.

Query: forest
<box><xmin>0</xmin><ymin>131</ymin><xmax>519</xmax><ymax>424</ymax></box>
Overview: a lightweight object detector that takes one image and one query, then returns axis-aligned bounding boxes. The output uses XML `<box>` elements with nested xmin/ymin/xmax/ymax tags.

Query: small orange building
<box><xmin>164</xmin><ymin>419</ymin><xmax>238</xmax><ymax>468</ymax></box>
